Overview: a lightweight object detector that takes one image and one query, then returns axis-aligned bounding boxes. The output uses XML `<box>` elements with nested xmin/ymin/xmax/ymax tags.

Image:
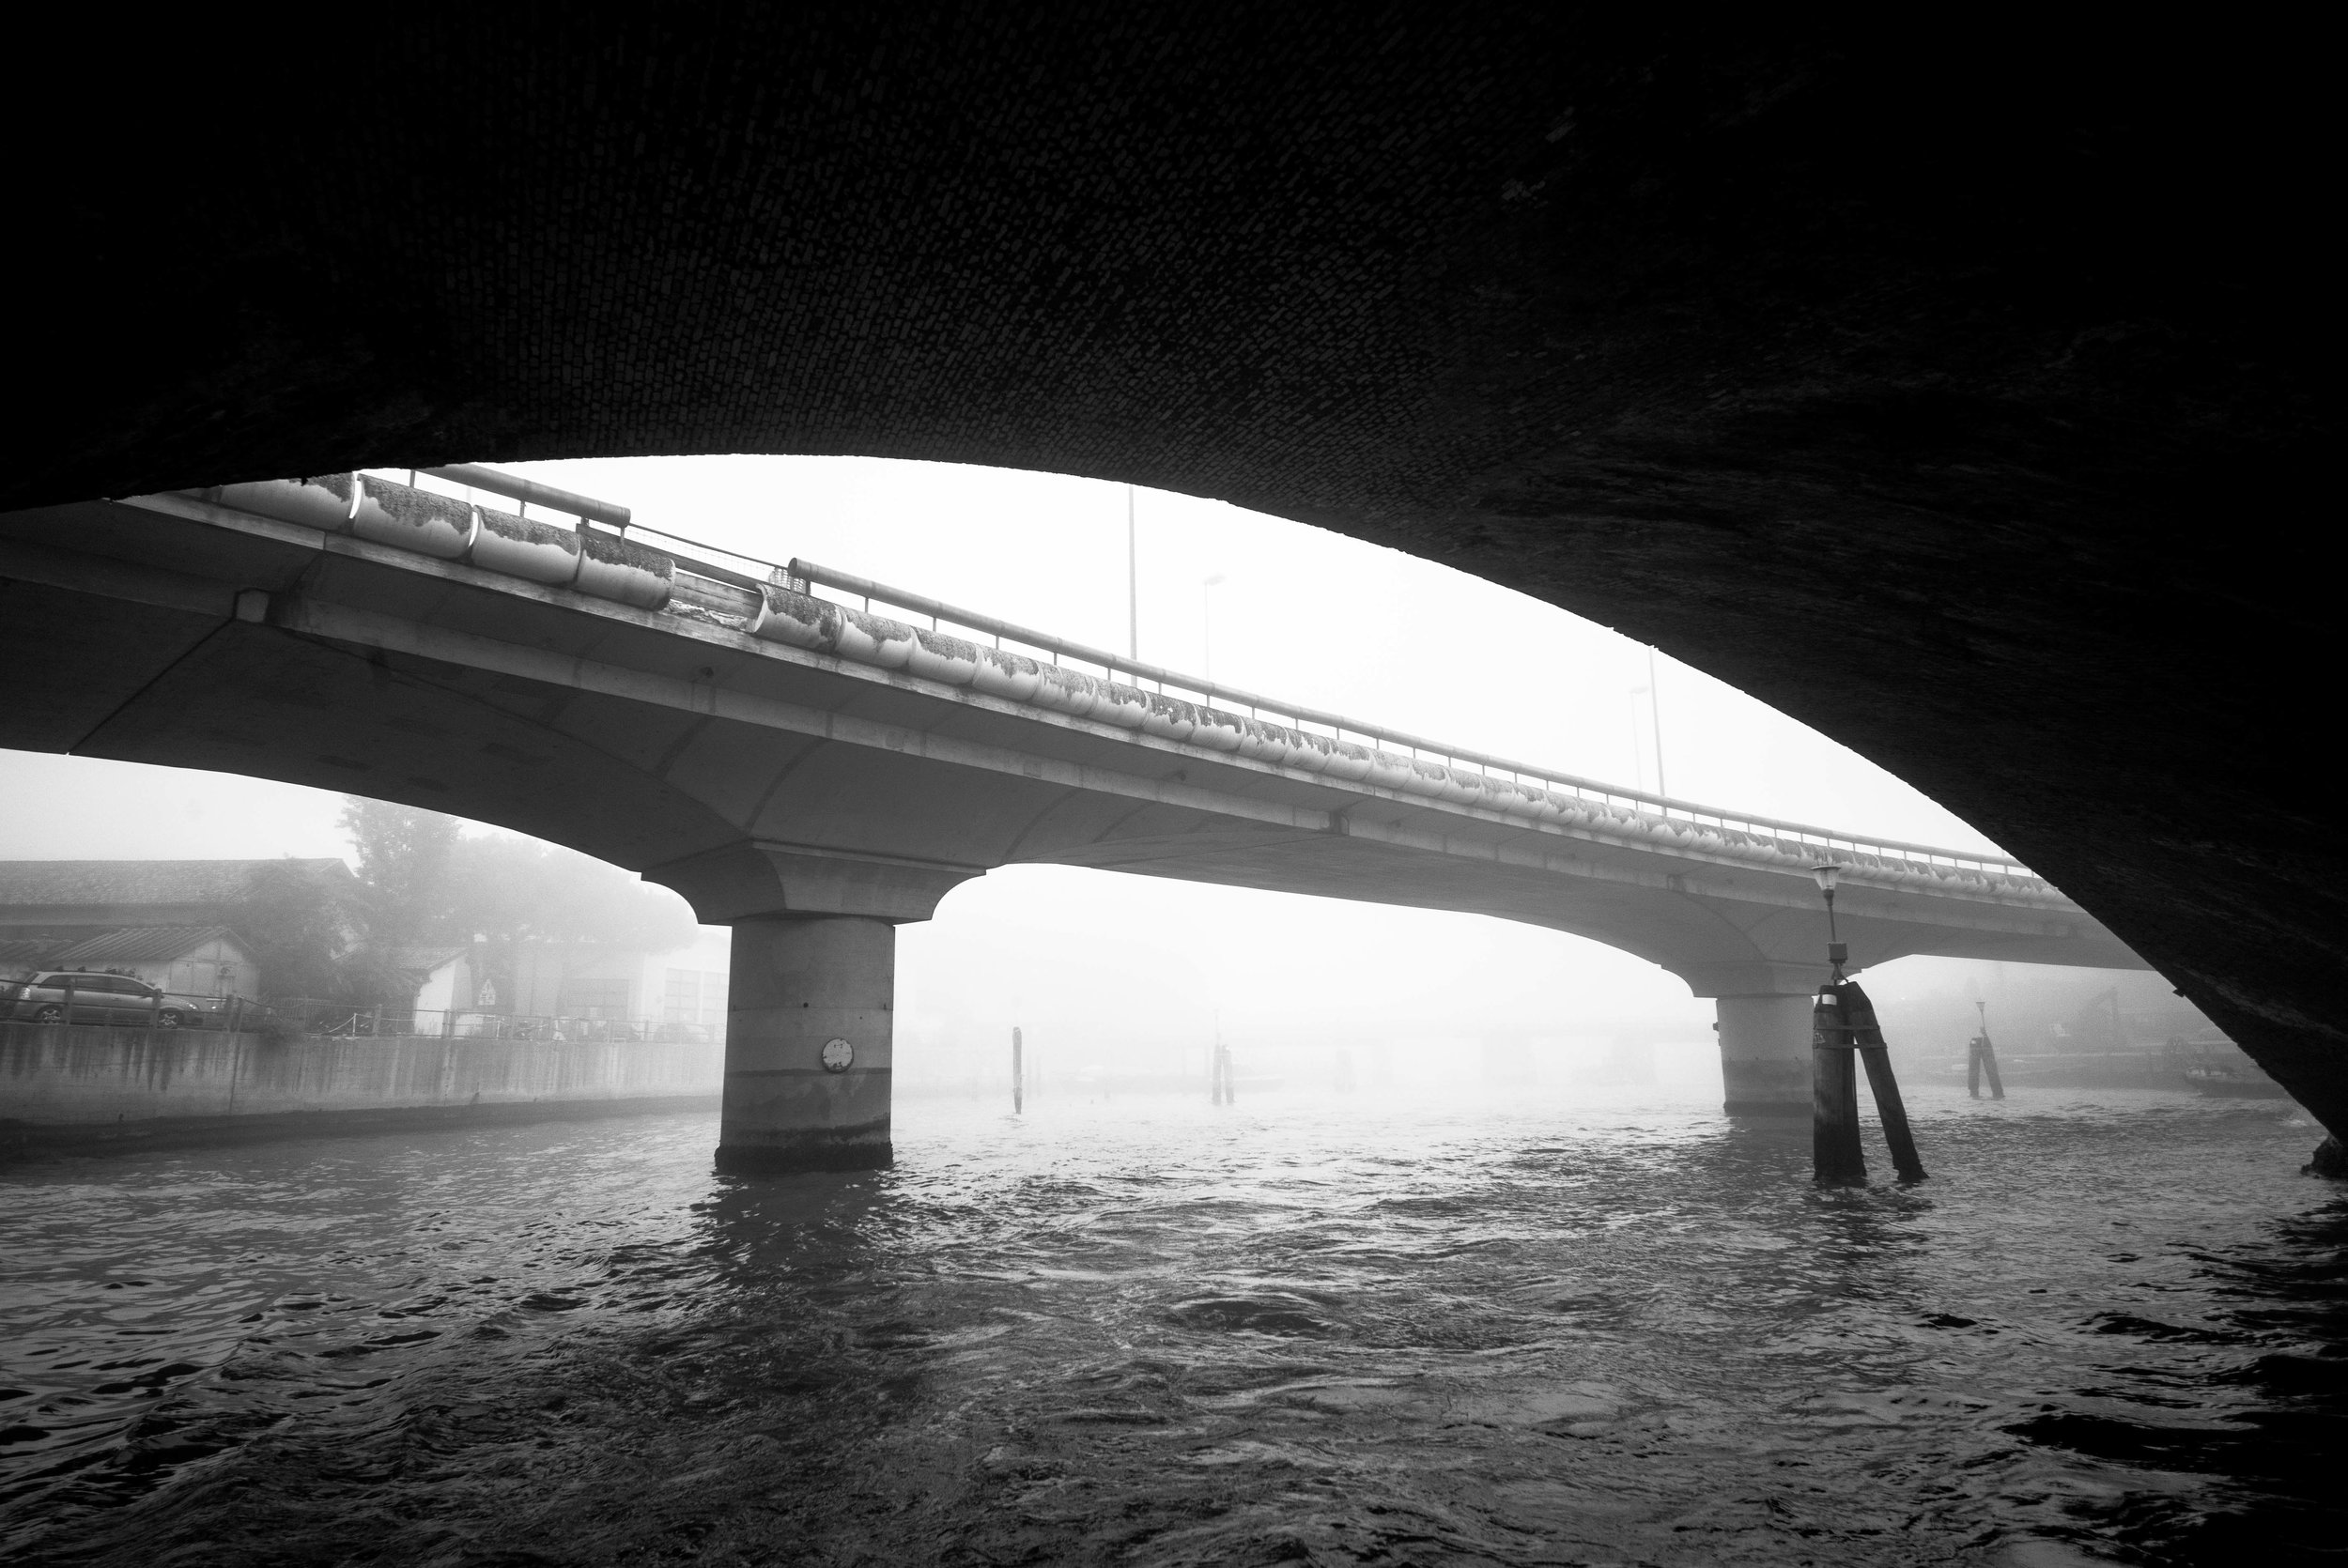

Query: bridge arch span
<box><xmin>8</xmin><ymin>17</ymin><xmax>2327</xmax><ymax>1149</ymax></box>
<box><xmin>5</xmin><ymin>481</ymin><xmax>2150</xmax><ymax>1162</ymax></box>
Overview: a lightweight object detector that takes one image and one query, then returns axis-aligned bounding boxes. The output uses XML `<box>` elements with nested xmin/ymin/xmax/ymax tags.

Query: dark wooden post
<box><xmin>1012</xmin><ymin>1025</ymin><xmax>1025</xmax><ymax>1113</ymax></box>
<box><xmin>149</xmin><ymin>986</ymin><xmax>163</xmax><ymax>1030</ymax></box>
<box><xmin>1843</xmin><ymin>983</ymin><xmax>1925</xmax><ymax>1182</ymax></box>
<box><xmin>1812</xmin><ymin>987</ymin><xmax>1867</xmax><ymax>1186</ymax></box>
<box><xmin>60</xmin><ymin>978</ymin><xmax>77</xmax><ymax>1027</ymax></box>
<box><xmin>1972</xmin><ymin>1003</ymin><xmax>2005</xmax><ymax>1099</ymax></box>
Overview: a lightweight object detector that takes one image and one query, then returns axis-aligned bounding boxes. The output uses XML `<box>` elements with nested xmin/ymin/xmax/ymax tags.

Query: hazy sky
<box><xmin>0</xmin><ymin>455</ymin><xmax>2038</xmax><ymax>1070</ymax></box>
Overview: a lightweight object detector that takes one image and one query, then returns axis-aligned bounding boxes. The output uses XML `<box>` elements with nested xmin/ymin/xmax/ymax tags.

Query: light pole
<box><xmin>1126</xmin><ymin>485</ymin><xmax>1138</xmax><ymax>660</ymax></box>
<box><xmin>1628</xmin><ymin>649</ymin><xmax>1669</xmax><ymax>797</ymax></box>
<box><xmin>1810</xmin><ymin>862</ymin><xmax>1845</xmax><ymax>976</ymax></box>
<box><xmin>1201</xmin><ymin>573</ymin><xmax>1227</xmax><ymax>681</ymax></box>
<box><xmin>1645</xmin><ymin>646</ymin><xmax>1668</xmax><ymax>798</ymax></box>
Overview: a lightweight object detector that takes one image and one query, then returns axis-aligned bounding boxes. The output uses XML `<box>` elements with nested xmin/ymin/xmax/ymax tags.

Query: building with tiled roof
<box><xmin>0</xmin><ymin>860</ymin><xmax>350</xmax><ymax>930</ymax></box>
<box><xmin>0</xmin><ymin>860</ymin><xmax>348</xmax><ymax>1000</ymax></box>
<box><xmin>7</xmin><ymin>927</ymin><xmax>256</xmax><ymax>999</ymax></box>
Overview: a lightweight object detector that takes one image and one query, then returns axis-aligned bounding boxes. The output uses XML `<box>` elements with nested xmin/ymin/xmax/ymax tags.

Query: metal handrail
<box><xmin>784</xmin><ymin>558</ymin><xmax>2040</xmax><ymax>881</ymax></box>
<box><xmin>351</xmin><ymin>468</ymin><xmax>2036</xmax><ymax>882</ymax></box>
<box><xmin>416</xmin><ymin>465</ymin><xmax>634</xmax><ymax>530</ymax></box>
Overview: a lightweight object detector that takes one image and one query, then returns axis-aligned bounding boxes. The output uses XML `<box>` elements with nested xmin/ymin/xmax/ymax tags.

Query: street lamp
<box><xmin>1811</xmin><ymin>862</ymin><xmax>1846</xmax><ymax>976</ymax></box>
<box><xmin>1201</xmin><ymin>572</ymin><xmax>1228</xmax><ymax>681</ymax></box>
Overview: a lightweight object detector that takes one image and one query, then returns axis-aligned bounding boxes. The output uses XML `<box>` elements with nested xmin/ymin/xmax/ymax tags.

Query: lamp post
<box><xmin>1645</xmin><ymin>646</ymin><xmax>1668</xmax><ymax>799</ymax></box>
<box><xmin>1201</xmin><ymin>573</ymin><xmax>1227</xmax><ymax>681</ymax></box>
<box><xmin>1810</xmin><ymin>862</ymin><xmax>1846</xmax><ymax>977</ymax></box>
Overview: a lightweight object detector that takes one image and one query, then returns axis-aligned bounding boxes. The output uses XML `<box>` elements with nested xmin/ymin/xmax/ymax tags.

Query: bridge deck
<box><xmin>0</xmin><ymin>484</ymin><xmax>2143</xmax><ymax>994</ymax></box>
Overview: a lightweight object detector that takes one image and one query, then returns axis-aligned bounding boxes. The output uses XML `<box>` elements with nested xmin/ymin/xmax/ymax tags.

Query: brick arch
<box><xmin>12</xmin><ymin>16</ymin><xmax>2332</xmax><ymax>1133</ymax></box>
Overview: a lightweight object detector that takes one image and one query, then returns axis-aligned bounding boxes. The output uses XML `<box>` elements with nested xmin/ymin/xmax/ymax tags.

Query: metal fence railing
<box><xmin>264</xmin><ymin>999</ymin><xmax>718</xmax><ymax>1044</ymax></box>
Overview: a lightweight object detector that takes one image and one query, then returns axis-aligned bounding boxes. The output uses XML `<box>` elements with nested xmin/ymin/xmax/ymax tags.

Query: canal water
<box><xmin>4</xmin><ymin>1085</ymin><xmax>2340</xmax><ymax>1565</ymax></box>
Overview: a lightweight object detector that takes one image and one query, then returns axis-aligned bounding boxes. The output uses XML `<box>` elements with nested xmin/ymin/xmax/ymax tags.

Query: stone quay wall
<box><xmin>0</xmin><ymin>1022</ymin><xmax>722</xmax><ymax>1157</ymax></box>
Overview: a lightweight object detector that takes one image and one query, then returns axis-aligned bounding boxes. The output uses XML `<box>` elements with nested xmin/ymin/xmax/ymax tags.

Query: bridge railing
<box><xmin>776</xmin><ymin>559</ymin><xmax>2045</xmax><ymax>886</ymax></box>
<box><xmin>317</xmin><ymin>468</ymin><xmax>2041</xmax><ymax>888</ymax></box>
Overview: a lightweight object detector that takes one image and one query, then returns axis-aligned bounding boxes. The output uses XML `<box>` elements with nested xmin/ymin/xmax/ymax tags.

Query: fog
<box><xmin>0</xmin><ymin>454</ymin><xmax>2103</xmax><ymax>1095</ymax></box>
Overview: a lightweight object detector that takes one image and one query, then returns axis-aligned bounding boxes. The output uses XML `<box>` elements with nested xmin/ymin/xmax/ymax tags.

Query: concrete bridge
<box><xmin>0</xmin><ymin>469</ymin><xmax>2143</xmax><ymax>1168</ymax></box>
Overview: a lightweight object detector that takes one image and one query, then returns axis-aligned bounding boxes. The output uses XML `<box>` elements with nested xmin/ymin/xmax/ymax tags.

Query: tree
<box><xmin>331</xmin><ymin>793</ymin><xmax>701</xmax><ymax>1010</ymax></box>
<box><xmin>337</xmin><ymin>795</ymin><xmax>461</xmax><ymax>953</ymax></box>
<box><xmin>440</xmin><ymin>835</ymin><xmax>698</xmax><ymax>952</ymax></box>
<box><xmin>235</xmin><ymin>859</ymin><xmax>365</xmax><ymax>1001</ymax></box>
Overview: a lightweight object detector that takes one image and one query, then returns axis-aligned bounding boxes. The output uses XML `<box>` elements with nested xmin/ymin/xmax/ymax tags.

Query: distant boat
<box><xmin>2169</xmin><ymin>1035</ymin><xmax>2294</xmax><ymax>1099</ymax></box>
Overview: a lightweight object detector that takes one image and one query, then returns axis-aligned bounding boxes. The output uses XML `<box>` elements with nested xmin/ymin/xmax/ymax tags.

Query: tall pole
<box><xmin>1126</xmin><ymin>485</ymin><xmax>1137</xmax><ymax>661</ymax></box>
<box><xmin>1012</xmin><ymin>1025</ymin><xmax>1025</xmax><ymax>1114</ymax></box>
<box><xmin>1972</xmin><ymin>998</ymin><xmax>2005</xmax><ymax>1099</ymax></box>
<box><xmin>1202</xmin><ymin>573</ymin><xmax>1226</xmax><ymax>681</ymax></box>
<box><xmin>1627</xmin><ymin>694</ymin><xmax>1647</xmax><ymax>792</ymax></box>
<box><xmin>1646</xmin><ymin>646</ymin><xmax>1668</xmax><ymax>799</ymax></box>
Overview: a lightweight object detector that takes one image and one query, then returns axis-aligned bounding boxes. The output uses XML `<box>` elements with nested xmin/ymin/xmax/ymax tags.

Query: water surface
<box><xmin>4</xmin><ymin>1084</ymin><xmax>2340</xmax><ymax>1565</ymax></box>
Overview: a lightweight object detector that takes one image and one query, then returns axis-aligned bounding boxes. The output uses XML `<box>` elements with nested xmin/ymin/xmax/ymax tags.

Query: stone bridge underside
<box><xmin>8</xmin><ymin>18</ymin><xmax>2330</xmax><ymax>1144</ymax></box>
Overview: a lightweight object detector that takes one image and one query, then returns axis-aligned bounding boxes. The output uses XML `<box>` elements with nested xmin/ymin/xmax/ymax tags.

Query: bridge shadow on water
<box><xmin>3</xmin><ymin>1094</ymin><xmax>2345</xmax><ymax>1565</ymax></box>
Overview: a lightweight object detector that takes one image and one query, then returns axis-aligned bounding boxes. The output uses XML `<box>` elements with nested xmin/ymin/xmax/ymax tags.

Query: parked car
<box><xmin>0</xmin><ymin>970</ymin><xmax>225</xmax><ymax>1028</ymax></box>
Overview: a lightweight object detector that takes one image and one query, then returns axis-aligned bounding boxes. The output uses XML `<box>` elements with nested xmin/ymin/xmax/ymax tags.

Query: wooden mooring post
<box><xmin>1813</xmin><ymin>978</ymin><xmax>1928</xmax><ymax>1185</ymax></box>
<box><xmin>1812</xmin><ymin>986</ymin><xmax>1867</xmax><ymax>1186</ymax></box>
<box><xmin>1211</xmin><ymin>1042</ymin><xmax>1234</xmax><ymax>1105</ymax></box>
<box><xmin>1846</xmin><ymin>984</ymin><xmax>1926</xmax><ymax>1182</ymax></box>
<box><xmin>1012</xmin><ymin>1025</ymin><xmax>1025</xmax><ymax>1114</ymax></box>
<box><xmin>1969</xmin><ymin>1001</ymin><xmax>2006</xmax><ymax>1099</ymax></box>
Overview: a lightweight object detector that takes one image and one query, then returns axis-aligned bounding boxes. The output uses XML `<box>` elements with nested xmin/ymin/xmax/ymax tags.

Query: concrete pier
<box><xmin>716</xmin><ymin>915</ymin><xmax>899</xmax><ymax>1173</ymax></box>
<box><xmin>1715</xmin><ymin>994</ymin><xmax>1815</xmax><ymax>1115</ymax></box>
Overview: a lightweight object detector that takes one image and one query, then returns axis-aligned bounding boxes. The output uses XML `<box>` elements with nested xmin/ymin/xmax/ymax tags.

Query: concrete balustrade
<box><xmin>972</xmin><ymin>647</ymin><xmax>1042</xmax><ymax>700</ymax></box>
<box><xmin>350</xmin><ymin>476</ymin><xmax>476</xmax><ymax>560</ymax></box>
<box><xmin>471</xmin><ymin>505</ymin><xmax>583</xmax><ymax>584</ymax></box>
<box><xmin>199</xmin><ymin>472</ymin><xmax>674</xmax><ymax>608</ymax></box>
<box><xmin>906</xmin><ymin>628</ymin><xmax>980</xmax><ymax>685</ymax></box>
<box><xmin>1141</xmin><ymin>695</ymin><xmax>1197</xmax><ymax>742</ymax></box>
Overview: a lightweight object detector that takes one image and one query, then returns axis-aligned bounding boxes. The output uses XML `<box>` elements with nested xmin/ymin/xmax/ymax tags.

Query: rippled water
<box><xmin>4</xmin><ymin>1084</ymin><xmax>2343</xmax><ymax>1565</ymax></box>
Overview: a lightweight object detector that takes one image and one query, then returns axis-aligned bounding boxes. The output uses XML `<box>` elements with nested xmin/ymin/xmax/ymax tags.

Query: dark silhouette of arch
<box><xmin>9</xmin><ymin>16</ymin><xmax>2332</xmax><ymax>1141</ymax></box>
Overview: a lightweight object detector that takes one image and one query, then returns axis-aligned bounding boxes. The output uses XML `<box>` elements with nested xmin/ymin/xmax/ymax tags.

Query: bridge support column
<box><xmin>716</xmin><ymin>915</ymin><xmax>898</xmax><ymax>1173</ymax></box>
<box><xmin>1716</xmin><ymin>994</ymin><xmax>1815</xmax><ymax>1116</ymax></box>
<box><xmin>644</xmin><ymin>838</ymin><xmax>984</xmax><ymax>1176</ymax></box>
